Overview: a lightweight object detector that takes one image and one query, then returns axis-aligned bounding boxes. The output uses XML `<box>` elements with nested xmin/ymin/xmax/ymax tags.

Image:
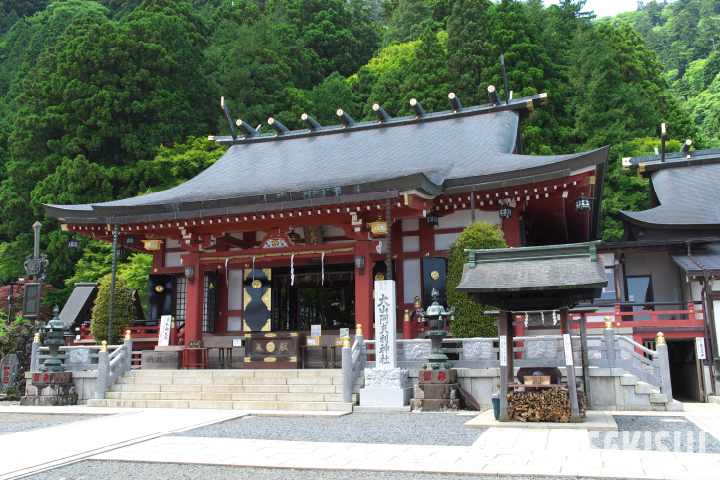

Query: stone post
<box><xmin>30</xmin><ymin>334</ymin><xmax>40</xmax><ymax>372</ymax></box>
<box><xmin>604</xmin><ymin>317</ymin><xmax>616</xmax><ymax>369</ymax></box>
<box><xmin>560</xmin><ymin>308</ymin><xmax>581</xmax><ymax>422</ymax></box>
<box><xmin>123</xmin><ymin>330</ymin><xmax>133</xmax><ymax>372</ymax></box>
<box><xmin>656</xmin><ymin>332</ymin><xmax>673</xmax><ymax>403</ymax></box>
<box><xmin>342</xmin><ymin>344</ymin><xmax>353</xmax><ymax>403</ymax></box>
<box><xmin>96</xmin><ymin>341</ymin><xmax>108</xmax><ymax>400</ymax></box>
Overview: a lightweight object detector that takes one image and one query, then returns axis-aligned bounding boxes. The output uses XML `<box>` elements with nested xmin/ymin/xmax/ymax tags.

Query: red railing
<box><xmin>74</xmin><ymin>322</ymin><xmax>183</xmax><ymax>346</ymax></box>
<box><xmin>577</xmin><ymin>302</ymin><xmax>704</xmax><ymax>328</ymax></box>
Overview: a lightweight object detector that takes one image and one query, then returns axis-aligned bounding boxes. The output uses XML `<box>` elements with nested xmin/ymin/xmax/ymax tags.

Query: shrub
<box><xmin>91</xmin><ymin>274</ymin><xmax>136</xmax><ymax>344</ymax></box>
<box><xmin>447</xmin><ymin>221</ymin><xmax>507</xmax><ymax>338</ymax></box>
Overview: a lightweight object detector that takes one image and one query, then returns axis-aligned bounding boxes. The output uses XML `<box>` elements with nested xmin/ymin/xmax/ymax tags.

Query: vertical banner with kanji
<box><xmin>374</xmin><ymin>280</ymin><xmax>397</xmax><ymax>369</ymax></box>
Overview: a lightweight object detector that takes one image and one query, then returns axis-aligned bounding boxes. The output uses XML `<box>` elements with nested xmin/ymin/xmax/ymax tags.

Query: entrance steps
<box><xmin>618</xmin><ymin>373</ymin><xmax>682</xmax><ymax>411</ymax></box>
<box><xmin>87</xmin><ymin>370</ymin><xmax>359</xmax><ymax>411</ymax></box>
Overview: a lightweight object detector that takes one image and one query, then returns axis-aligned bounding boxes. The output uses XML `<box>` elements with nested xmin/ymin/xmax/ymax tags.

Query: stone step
<box><xmin>108</xmin><ymin>383</ymin><xmax>344</xmax><ymax>394</ymax></box>
<box><xmin>105</xmin><ymin>391</ymin><xmax>357</xmax><ymax>403</ymax></box>
<box><xmin>87</xmin><ymin>398</ymin><xmax>354</xmax><ymax>411</ymax></box>
<box><xmin>620</xmin><ymin>374</ymin><xmax>639</xmax><ymax>386</ymax></box>
<box><xmin>650</xmin><ymin>393</ymin><xmax>668</xmax><ymax>404</ymax></box>
<box><xmin>126</xmin><ymin>369</ymin><xmax>343</xmax><ymax>379</ymax></box>
<box><xmin>635</xmin><ymin>382</ymin><xmax>655</xmax><ymax>395</ymax></box>
<box><xmin>116</xmin><ymin>375</ymin><xmax>341</xmax><ymax>386</ymax></box>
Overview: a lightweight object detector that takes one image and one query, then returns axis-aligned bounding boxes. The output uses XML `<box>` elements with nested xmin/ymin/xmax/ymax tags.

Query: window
<box><xmin>624</xmin><ymin>275</ymin><xmax>654</xmax><ymax>320</ymax></box>
<box><xmin>171</xmin><ymin>276</ymin><xmax>186</xmax><ymax>328</ymax></box>
<box><xmin>203</xmin><ymin>272</ymin><xmax>218</xmax><ymax>333</ymax></box>
<box><xmin>597</xmin><ymin>268</ymin><xmax>616</xmax><ymax>300</ymax></box>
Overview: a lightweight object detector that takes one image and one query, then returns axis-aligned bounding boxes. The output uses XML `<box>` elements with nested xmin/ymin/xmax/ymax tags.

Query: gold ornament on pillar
<box><xmin>656</xmin><ymin>332</ymin><xmax>666</xmax><ymax>345</ymax></box>
<box><xmin>356</xmin><ymin>324</ymin><xmax>363</xmax><ymax>336</ymax></box>
<box><xmin>603</xmin><ymin>316</ymin><xmax>613</xmax><ymax>330</ymax></box>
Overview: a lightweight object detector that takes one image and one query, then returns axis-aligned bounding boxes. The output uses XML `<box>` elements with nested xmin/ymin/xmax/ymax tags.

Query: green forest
<box><xmin>0</xmin><ymin>0</ymin><xmax>716</xmax><ymax>313</ymax></box>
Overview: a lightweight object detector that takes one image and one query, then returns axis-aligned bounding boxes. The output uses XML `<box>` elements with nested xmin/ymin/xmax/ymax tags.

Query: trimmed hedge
<box><xmin>447</xmin><ymin>221</ymin><xmax>507</xmax><ymax>338</ymax></box>
<box><xmin>91</xmin><ymin>275</ymin><xmax>136</xmax><ymax>344</ymax></box>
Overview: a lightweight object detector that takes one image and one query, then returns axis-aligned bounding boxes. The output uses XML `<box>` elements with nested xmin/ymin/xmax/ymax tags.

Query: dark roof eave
<box><xmin>618</xmin><ymin>210</ymin><xmax>720</xmax><ymax>229</ymax></box>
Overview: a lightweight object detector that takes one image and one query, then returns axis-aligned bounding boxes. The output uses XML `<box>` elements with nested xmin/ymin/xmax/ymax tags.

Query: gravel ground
<box><xmin>169</xmin><ymin>412</ymin><xmax>482</xmax><ymax>446</ymax></box>
<box><xmin>590</xmin><ymin>415</ymin><xmax>720</xmax><ymax>453</ymax></box>
<box><xmin>0</xmin><ymin>413</ymin><xmax>101</xmax><ymax>435</ymax></box>
<box><xmin>20</xmin><ymin>461</ymin><xmax>608</xmax><ymax>480</ymax></box>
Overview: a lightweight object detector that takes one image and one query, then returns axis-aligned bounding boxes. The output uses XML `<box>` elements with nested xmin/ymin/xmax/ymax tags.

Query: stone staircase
<box><xmin>87</xmin><ymin>369</ymin><xmax>358</xmax><ymax>411</ymax></box>
<box><xmin>619</xmin><ymin>373</ymin><xmax>682</xmax><ymax>411</ymax></box>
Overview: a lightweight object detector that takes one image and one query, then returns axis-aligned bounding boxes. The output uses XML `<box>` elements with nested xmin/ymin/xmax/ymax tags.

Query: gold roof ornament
<box><xmin>656</xmin><ymin>331</ymin><xmax>666</xmax><ymax>345</ymax></box>
<box><xmin>604</xmin><ymin>316</ymin><xmax>613</xmax><ymax>330</ymax></box>
<box><xmin>287</xmin><ymin>228</ymin><xmax>301</xmax><ymax>246</ymax></box>
<box><xmin>367</xmin><ymin>214</ymin><xmax>388</xmax><ymax>236</ymax></box>
<box><xmin>356</xmin><ymin>324</ymin><xmax>363</xmax><ymax>336</ymax></box>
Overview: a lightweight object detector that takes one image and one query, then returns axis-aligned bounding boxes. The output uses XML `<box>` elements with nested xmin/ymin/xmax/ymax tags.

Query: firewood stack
<box><xmin>507</xmin><ymin>389</ymin><xmax>586</xmax><ymax>423</ymax></box>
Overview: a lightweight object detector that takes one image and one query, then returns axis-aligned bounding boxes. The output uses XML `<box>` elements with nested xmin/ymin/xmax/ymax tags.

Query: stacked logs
<box><xmin>507</xmin><ymin>389</ymin><xmax>586</xmax><ymax>423</ymax></box>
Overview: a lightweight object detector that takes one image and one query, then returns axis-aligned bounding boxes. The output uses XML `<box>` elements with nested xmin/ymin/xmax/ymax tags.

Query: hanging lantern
<box><xmin>367</xmin><ymin>214</ymin><xmax>387</xmax><ymax>235</ymax></box>
<box><xmin>67</xmin><ymin>237</ymin><xmax>79</xmax><ymax>250</ymax></box>
<box><xmin>496</xmin><ymin>202</ymin><xmax>515</xmax><ymax>219</ymax></box>
<box><xmin>141</xmin><ymin>236</ymin><xmax>164</xmax><ymax>251</ymax></box>
<box><xmin>287</xmin><ymin>228</ymin><xmax>301</xmax><ymax>246</ymax></box>
<box><xmin>425</xmin><ymin>209</ymin><xmax>442</xmax><ymax>227</ymax></box>
<box><xmin>117</xmin><ymin>246</ymin><xmax>128</xmax><ymax>259</ymax></box>
<box><xmin>124</xmin><ymin>234</ymin><xmax>137</xmax><ymax>247</ymax></box>
<box><xmin>572</xmin><ymin>195</ymin><xmax>594</xmax><ymax>212</ymax></box>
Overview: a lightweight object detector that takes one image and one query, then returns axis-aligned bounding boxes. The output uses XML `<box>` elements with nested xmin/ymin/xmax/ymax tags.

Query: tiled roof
<box><xmin>670</xmin><ymin>243</ymin><xmax>720</xmax><ymax>276</ymax></box>
<box><xmin>44</xmin><ymin>94</ymin><xmax>608</xmax><ymax>224</ymax></box>
<box><xmin>620</xmin><ymin>163</ymin><xmax>720</xmax><ymax>228</ymax></box>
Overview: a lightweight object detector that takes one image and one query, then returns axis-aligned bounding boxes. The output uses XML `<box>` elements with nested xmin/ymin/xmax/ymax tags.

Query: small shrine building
<box><xmin>45</xmin><ymin>93</ymin><xmax>608</xmax><ymax>347</ymax></box>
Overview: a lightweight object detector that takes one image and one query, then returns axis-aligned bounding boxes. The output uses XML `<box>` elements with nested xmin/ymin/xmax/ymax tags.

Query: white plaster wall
<box><xmin>228</xmin><ymin>270</ymin><xmax>244</xmax><ymax>310</ymax></box>
<box><xmin>227</xmin><ymin>316</ymin><xmax>243</xmax><ymax>331</ymax></box>
<box><xmin>623</xmin><ymin>252</ymin><xmax>682</xmax><ymax>303</ymax></box>
<box><xmin>166</xmin><ymin>239</ymin><xmax>181</xmax><ymax>248</ymax></box>
<box><xmin>402</xmin><ymin>218</ymin><xmax>419</xmax><ymax>231</ymax></box>
<box><xmin>402</xmin><ymin>236</ymin><xmax>420</xmax><ymax>252</ymax></box>
<box><xmin>434</xmin><ymin>233</ymin><xmax>459</xmax><ymax>250</ymax></box>
<box><xmin>434</xmin><ymin>209</ymin><xmax>499</xmax><ymax>229</ymax></box>
<box><xmin>165</xmin><ymin>251</ymin><xmax>188</xmax><ymax>267</ymax></box>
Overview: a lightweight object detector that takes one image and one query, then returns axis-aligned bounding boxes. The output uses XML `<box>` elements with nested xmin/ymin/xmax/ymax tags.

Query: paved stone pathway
<box><xmin>1</xmin><ymin>404</ymin><xmax>720</xmax><ymax>480</ymax></box>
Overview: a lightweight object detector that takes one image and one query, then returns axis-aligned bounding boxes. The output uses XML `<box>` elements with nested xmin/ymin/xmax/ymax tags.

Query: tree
<box><xmin>382</xmin><ymin>0</ymin><xmax>431</xmax><ymax>47</ymax></box>
<box><xmin>91</xmin><ymin>275</ymin><xmax>137</xmax><ymax>344</ymax></box>
<box><xmin>446</xmin><ymin>0</ymin><xmax>493</xmax><ymax>106</ymax></box>
<box><xmin>447</xmin><ymin>222</ymin><xmax>506</xmax><ymax>338</ymax></box>
<box><xmin>398</xmin><ymin>27</ymin><xmax>450</xmax><ymax>115</ymax></box>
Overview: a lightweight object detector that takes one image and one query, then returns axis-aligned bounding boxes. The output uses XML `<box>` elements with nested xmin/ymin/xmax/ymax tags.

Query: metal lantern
<box><xmin>124</xmin><ymin>234</ymin><xmax>137</xmax><ymax>247</ymax></box>
<box><xmin>426</xmin><ymin>209</ymin><xmax>442</xmax><ymax>227</ymax></box>
<box><xmin>287</xmin><ymin>228</ymin><xmax>301</xmax><ymax>246</ymax></box>
<box><xmin>354</xmin><ymin>255</ymin><xmax>365</xmax><ymax>275</ymax></box>
<box><xmin>496</xmin><ymin>203</ymin><xmax>515</xmax><ymax>219</ymax></box>
<box><xmin>117</xmin><ymin>246</ymin><xmax>128</xmax><ymax>260</ymax></box>
<box><xmin>184</xmin><ymin>266</ymin><xmax>195</xmax><ymax>285</ymax></box>
<box><xmin>67</xmin><ymin>237</ymin><xmax>79</xmax><ymax>250</ymax></box>
<box><xmin>572</xmin><ymin>195</ymin><xmax>594</xmax><ymax>212</ymax></box>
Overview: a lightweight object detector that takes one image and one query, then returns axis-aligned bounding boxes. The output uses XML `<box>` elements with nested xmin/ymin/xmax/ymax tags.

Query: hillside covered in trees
<box><xmin>0</xmin><ymin>0</ymin><xmax>712</xmax><ymax>310</ymax></box>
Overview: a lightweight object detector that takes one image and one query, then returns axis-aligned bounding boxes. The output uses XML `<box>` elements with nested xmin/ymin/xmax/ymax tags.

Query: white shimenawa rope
<box><xmin>512</xmin><ymin>309</ymin><xmax>565</xmax><ymax>327</ymax></box>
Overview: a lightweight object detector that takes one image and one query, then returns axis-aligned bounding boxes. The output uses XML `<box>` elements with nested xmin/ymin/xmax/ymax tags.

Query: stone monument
<box><xmin>359</xmin><ymin>280</ymin><xmax>412</xmax><ymax>407</ymax></box>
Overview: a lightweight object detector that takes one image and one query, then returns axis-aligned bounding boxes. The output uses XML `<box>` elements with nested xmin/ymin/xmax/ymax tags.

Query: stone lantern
<box><xmin>415</xmin><ymin>288</ymin><xmax>454</xmax><ymax>370</ymax></box>
<box><xmin>40</xmin><ymin>306</ymin><xmax>66</xmax><ymax>373</ymax></box>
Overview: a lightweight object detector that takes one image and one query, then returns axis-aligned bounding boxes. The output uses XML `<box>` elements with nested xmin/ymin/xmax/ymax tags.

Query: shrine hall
<box><xmin>45</xmin><ymin>92</ymin><xmax>608</xmax><ymax>350</ymax></box>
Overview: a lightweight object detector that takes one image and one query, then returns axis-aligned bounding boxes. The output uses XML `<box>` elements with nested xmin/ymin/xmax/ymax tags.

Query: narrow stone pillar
<box><xmin>96</xmin><ymin>342</ymin><xmax>108</xmax><ymax>400</ymax></box>
<box><xmin>656</xmin><ymin>332</ymin><xmax>674</xmax><ymax>403</ymax></box>
<box><xmin>498</xmin><ymin>311</ymin><xmax>510</xmax><ymax>421</ymax></box>
<box><xmin>561</xmin><ymin>308</ymin><xmax>581</xmax><ymax>422</ymax></box>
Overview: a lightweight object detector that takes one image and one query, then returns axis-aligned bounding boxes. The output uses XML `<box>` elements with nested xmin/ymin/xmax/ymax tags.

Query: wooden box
<box><xmin>244</xmin><ymin>332</ymin><xmax>304</xmax><ymax>369</ymax></box>
<box><xmin>524</xmin><ymin>375</ymin><xmax>551</xmax><ymax>385</ymax></box>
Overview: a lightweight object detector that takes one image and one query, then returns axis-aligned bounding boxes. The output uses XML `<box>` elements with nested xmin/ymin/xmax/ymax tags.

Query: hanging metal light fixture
<box><xmin>287</xmin><ymin>228</ymin><xmax>301</xmax><ymax>246</ymax></box>
<box><xmin>425</xmin><ymin>208</ymin><xmax>442</xmax><ymax>227</ymax></box>
<box><xmin>117</xmin><ymin>246</ymin><xmax>128</xmax><ymax>260</ymax></box>
<box><xmin>496</xmin><ymin>202</ymin><xmax>515</xmax><ymax>219</ymax></box>
<box><xmin>572</xmin><ymin>195</ymin><xmax>594</xmax><ymax>212</ymax></box>
<box><xmin>67</xmin><ymin>237</ymin><xmax>79</xmax><ymax>250</ymax></box>
<box><xmin>124</xmin><ymin>234</ymin><xmax>137</xmax><ymax>247</ymax></box>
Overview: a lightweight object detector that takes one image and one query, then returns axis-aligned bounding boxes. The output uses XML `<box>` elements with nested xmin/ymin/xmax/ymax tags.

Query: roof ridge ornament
<box><xmin>372</xmin><ymin>103</ymin><xmax>390</xmax><ymax>122</ymax></box>
<box><xmin>268</xmin><ymin>117</ymin><xmax>289</xmax><ymax>135</ymax></box>
<box><xmin>488</xmin><ymin>85</ymin><xmax>501</xmax><ymax>105</ymax></box>
<box><xmin>220</xmin><ymin>96</ymin><xmax>238</xmax><ymax>141</ymax></box>
<box><xmin>448</xmin><ymin>93</ymin><xmax>462</xmax><ymax>112</ymax></box>
<box><xmin>235</xmin><ymin>118</ymin><xmax>258</xmax><ymax>137</ymax></box>
<box><xmin>409</xmin><ymin>98</ymin><xmax>425</xmax><ymax>118</ymax></box>
<box><xmin>301</xmin><ymin>113</ymin><xmax>321</xmax><ymax>130</ymax></box>
<box><xmin>337</xmin><ymin>109</ymin><xmax>355</xmax><ymax>127</ymax></box>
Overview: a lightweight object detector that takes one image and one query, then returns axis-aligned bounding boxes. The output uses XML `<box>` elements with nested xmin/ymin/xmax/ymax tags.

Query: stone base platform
<box><xmin>21</xmin><ymin>371</ymin><xmax>78</xmax><ymax>406</ymax></box>
<box><xmin>464</xmin><ymin>409</ymin><xmax>617</xmax><ymax>431</ymax></box>
<box><xmin>410</xmin><ymin>398</ymin><xmax>461</xmax><ymax>412</ymax></box>
<box><xmin>353</xmin><ymin>405</ymin><xmax>412</xmax><ymax>413</ymax></box>
<box><xmin>359</xmin><ymin>387</ymin><xmax>412</xmax><ymax>407</ymax></box>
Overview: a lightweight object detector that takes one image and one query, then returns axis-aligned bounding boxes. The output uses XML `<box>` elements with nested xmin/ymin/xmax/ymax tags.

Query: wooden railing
<box><xmin>578</xmin><ymin>302</ymin><xmax>704</xmax><ymax>328</ymax></box>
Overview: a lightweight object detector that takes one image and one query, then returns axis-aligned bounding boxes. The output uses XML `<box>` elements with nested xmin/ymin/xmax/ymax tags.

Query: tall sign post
<box><xmin>22</xmin><ymin>222</ymin><xmax>48</xmax><ymax>324</ymax></box>
<box><xmin>359</xmin><ymin>280</ymin><xmax>412</xmax><ymax>408</ymax></box>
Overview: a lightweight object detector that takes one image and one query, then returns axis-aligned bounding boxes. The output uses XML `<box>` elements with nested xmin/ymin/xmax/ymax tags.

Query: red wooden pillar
<box><xmin>355</xmin><ymin>240</ymin><xmax>374</xmax><ymax>341</ymax></box>
<box><xmin>502</xmin><ymin>215</ymin><xmax>521</xmax><ymax>248</ymax></box>
<box><xmin>184</xmin><ymin>254</ymin><xmax>204</xmax><ymax>348</ymax></box>
<box><xmin>514</xmin><ymin>314</ymin><xmax>525</xmax><ymax>359</ymax></box>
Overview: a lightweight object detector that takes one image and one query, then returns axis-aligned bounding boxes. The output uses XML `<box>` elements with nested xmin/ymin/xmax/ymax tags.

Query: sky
<box><xmin>545</xmin><ymin>0</ymin><xmax>678</xmax><ymax>19</ymax></box>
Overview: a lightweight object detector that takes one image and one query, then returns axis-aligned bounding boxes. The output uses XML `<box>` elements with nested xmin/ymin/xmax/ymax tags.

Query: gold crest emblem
<box><xmin>430</xmin><ymin>271</ymin><xmax>440</xmax><ymax>281</ymax></box>
<box><xmin>252</xmin><ymin>279</ymin><xmax>262</xmax><ymax>289</ymax></box>
<box><xmin>266</xmin><ymin>341</ymin><xmax>276</xmax><ymax>353</ymax></box>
